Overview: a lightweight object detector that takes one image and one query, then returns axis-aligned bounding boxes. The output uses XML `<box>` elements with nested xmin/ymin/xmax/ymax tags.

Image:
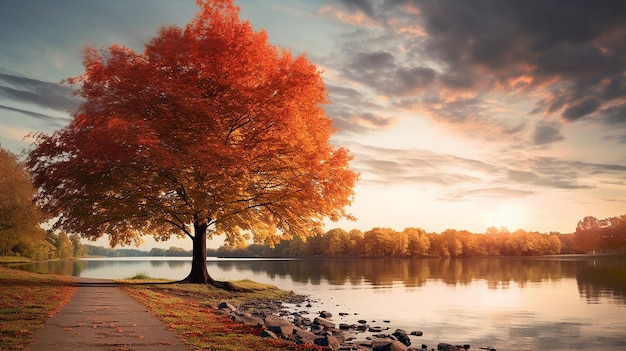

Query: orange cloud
<box><xmin>319</xmin><ymin>5</ymin><xmax>379</xmax><ymax>28</ymax></box>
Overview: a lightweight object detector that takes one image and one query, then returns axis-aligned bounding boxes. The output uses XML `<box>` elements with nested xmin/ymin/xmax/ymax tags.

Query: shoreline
<box><xmin>221</xmin><ymin>287</ymin><xmax>491</xmax><ymax>351</ymax></box>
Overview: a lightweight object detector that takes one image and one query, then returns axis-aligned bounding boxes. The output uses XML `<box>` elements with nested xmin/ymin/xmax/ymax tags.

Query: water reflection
<box><xmin>10</xmin><ymin>260</ymin><xmax>85</xmax><ymax>277</ymax></box>
<box><xmin>5</xmin><ymin>255</ymin><xmax>626</xmax><ymax>304</ymax></box>
<box><xmin>210</xmin><ymin>256</ymin><xmax>626</xmax><ymax>301</ymax></box>
<box><xmin>576</xmin><ymin>257</ymin><xmax>626</xmax><ymax>303</ymax></box>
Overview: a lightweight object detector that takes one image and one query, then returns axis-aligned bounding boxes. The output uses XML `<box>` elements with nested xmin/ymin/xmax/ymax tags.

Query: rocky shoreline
<box><xmin>216</xmin><ymin>294</ymin><xmax>497</xmax><ymax>351</ymax></box>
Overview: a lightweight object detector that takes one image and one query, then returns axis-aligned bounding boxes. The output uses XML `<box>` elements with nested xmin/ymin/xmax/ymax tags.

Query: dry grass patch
<box><xmin>0</xmin><ymin>256</ymin><xmax>31</xmax><ymax>264</ymax></box>
<box><xmin>0</xmin><ymin>267</ymin><xmax>76</xmax><ymax>350</ymax></box>
<box><xmin>120</xmin><ymin>280</ymin><xmax>319</xmax><ymax>351</ymax></box>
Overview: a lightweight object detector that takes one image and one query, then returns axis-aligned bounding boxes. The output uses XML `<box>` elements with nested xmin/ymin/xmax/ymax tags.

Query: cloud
<box><xmin>562</xmin><ymin>98</ymin><xmax>600</xmax><ymax>122</ymax></box>
<box><xmin>507</xmin><ymin>157</ymin><xmax>626</xmax><ymax>190</ymax></box>
<box><xmin>325</xmin><ymin>84</ymin><xmax>398</xmax><ymax>134</ymax></box>
<box><xmin>340</xmin><ymin>50</ymin><xmax>437</xmax><ymax>97</ymax></box>
<box><xmin>507</xmin><ymin>169</ymin><xmax>588</xmax><ymax>190</ymax></box>
<box><xmin>441</xmin><ymin>187</ymin><xmax>534</xmax><ymax>202</ymax></box>
<box><xmin>343</xmin><ymin>140</ymin><xmax>626</xmax><ymax>198</ymax></box>
<box><xmin>532</xmin><ymin>120</ymin><xmax>564</xmax><ymax>145</ymax></box>
<box><xmin>0</xmin><ymin>105</ymin><xmax>69</xmax><ymax>126</ymax></box>
<box><xmin>0</xmin><ymin>68</ymin><xmax>81</xmax><ymax>113</ymax></box>
<box><xmin>345</xmin><ymin>142</ymin><xmax>498</xmax><ymax>186</ymax></box>
<box><xmin>320</xmin><ymin>0</ymin><xmax>626</xmax><ymax>146</ymax></box>
<box><xmin>599</xmin><ymin>103</ymin><xmax>626</xmax><ymax>125</ymax></box>
<box><xmin>336</xmin><ymin>0</ymin><xmax>376</xmax><ymax>18</ymax></box>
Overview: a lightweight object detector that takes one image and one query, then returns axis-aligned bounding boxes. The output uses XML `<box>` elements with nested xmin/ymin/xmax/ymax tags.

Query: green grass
<box><xmin>0</xmin><ymin>267</ymin><xmax>76</xmax><ymax>350</ymax></box>
<box><xmin>127</xmin><ymin>272</ymin><xmax>152</xmax><ymax>280</ymax></box>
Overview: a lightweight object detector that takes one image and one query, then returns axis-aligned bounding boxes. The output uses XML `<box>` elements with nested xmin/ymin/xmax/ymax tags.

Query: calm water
<box><xmin>8</xmin><ymin>255</ymin><xmax>626</xmax><ymax>350</ymax></box>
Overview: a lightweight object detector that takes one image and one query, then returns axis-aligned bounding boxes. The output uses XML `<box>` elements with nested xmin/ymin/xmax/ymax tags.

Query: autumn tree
<box><xmin>346</xmin><ymin>229</ymin><xmax>365</xmax><ymax>255</ymax></box>
<box><xmin>575</xmin><ymin>216</ymin><xmax>603</xmax><ymax>252</ymax></box>
<box><xmin>363</xmin><ymin>227</ymin><xmax>396</xmax><ymax>256</ymax></box>
<box><xmin>428</xmin><ymin>229</ymin><xmax>463</xmax><ymax>257</ymax></box>
<box><xmin>403</xmin><ymin>227</ymin><xmax>430</xmax><ymax>256</ymax></box>
<box><xmin>322</xmin><ymin>228</ymin><xmax>349</xmax><ymax>256</ymax></box>
<box><xmin>0</xmin><ymin>147</ymin><xmax>46</xmax><ymax>257</ymax></box>
<box><xmin>27</xmin><ymin>0</ymin><xmax>357</xmax><ymax>286</ymax></box>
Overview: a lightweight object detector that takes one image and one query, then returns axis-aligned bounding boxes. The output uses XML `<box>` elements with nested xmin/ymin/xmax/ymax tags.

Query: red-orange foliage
<box><xmin>27</xmin><ymin>0</ymin><xmax>357</xmax><ymax>284</ymax></box>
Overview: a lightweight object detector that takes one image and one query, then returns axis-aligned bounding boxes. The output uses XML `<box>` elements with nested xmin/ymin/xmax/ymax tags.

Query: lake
<box><xmin>7</xmin><ymin>255</ymin><xmax>626</xmax><ymax>350</ymax></box>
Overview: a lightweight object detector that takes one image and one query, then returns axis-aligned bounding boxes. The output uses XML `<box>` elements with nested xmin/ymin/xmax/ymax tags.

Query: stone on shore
<box><xmin>314</xmin><ymin>316</ymin><xmax>337</xmax><ymax>329</ymax></box>
<box><xmin>315</xmin><ymin>333</ymin><xmax>341</xmax><ymax>350</ymax></box>
<box><xmin>392</xmin><ymin>328</ymin><xmax>411</xmax><ymax>346</ymax></box>
<box><xmin>264</xmin><ymin>314</ymin><xmax>293</xmax><ymax>335</ymax></box>
<box><xmin>320</xmin><ymin>310</ymin><xmax>333</xmax><ymax>318</ymax></box>
<box><xmin>292</xmin><ymin>325</ymin><xmax>318</xmax><ymax>344</ymax></box>
<box><xmin>371</xmin><ymin>339</ymin><xmax>408</xmax><ymax>351</ymax></box>
<box><xmin>231</xmin><ymin>311</ymin><xmax>264</xmax><ymax>327</ymax></box>
<box><xmin>218</xmin><ymin>301</ymin><xmax>237</xmax><ymax>312</ymax></box>
<box><xmin>260</xmin><ymin>329</ymin><xmax>279</xmax><ymax>339</ymax></box>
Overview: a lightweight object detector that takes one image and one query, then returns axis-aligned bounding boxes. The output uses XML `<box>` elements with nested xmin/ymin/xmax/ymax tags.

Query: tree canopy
<box><xmin>0</xmin><ymin>147</ymin><xmax>46</xmax><ymax>257</ymax></box>
<box><xmin>26</xmin><ymin>0</ymin><xmax>357</xmax><ymax>283</ymax></box>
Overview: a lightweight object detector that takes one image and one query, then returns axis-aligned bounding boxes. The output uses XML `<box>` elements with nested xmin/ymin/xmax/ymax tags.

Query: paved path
<box><xmin>28</xmin><ymin>277</ymin><xmax>189</xmax><ymax>351</ymax></box>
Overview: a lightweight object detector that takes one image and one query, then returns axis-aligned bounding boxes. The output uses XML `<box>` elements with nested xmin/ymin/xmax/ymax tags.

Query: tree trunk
<box><xmin>181</xmin><ymin>219</ymin><xmax>240</xmax><ymax>291</ymax></box>
<box><xmin>182</xmin><ymin>220</ymin><xmax>214</xmax><ymax>284</ymax></box>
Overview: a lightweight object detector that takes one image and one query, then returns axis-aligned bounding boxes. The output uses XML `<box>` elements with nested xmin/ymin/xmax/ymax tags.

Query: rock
<box><xmin>264</xmin><ymin>314</ymin><xmax>293</xmax><ymax>335</ymax></box>
<box><xmin>358</xmin><ymin>319</ymin><xmax>368</xmax><ymax>324</ymax></box>
<box><xmin>293</xmin><ymin>315</ymin><xmax>311</xmax><ymax>327</ymax></box>
<box><xmin>437</xmin><ymin>343</ymin><xmax>460</xmax><ymax>351</ymax></box>
<box><xmin>369</xmin><ymin>326</ymin><xmax>383</xmax><ymax>333</ymax></box>
<box><xmin>372</xmin><ymin>339</ymin><xmax>408</xmax><ymax>351</ymax></box>
<box><xmin>392</xmin><ymin>329</ymin><xmax>411</xmax><ymax>346</ymax></box>
<box><xmin>332</xmin><ymin>330</ymin><xmax>350</xmax><ymax>344</ymax></box>
<box><xmin>315</xmin><ymin>334</ymin><xmax>341</xmax><ymax>350</ymax></box>
<box><xmin>410</xmin><ymin>331</ymin><xmax>423</xmax><ymax>336</ymax></box>
<box><xmin>320</xmin><ymin>310</ymin><xmax>333</xmax><ymax>318</ymax></box>
<box><xmin>260</xmin><ymin>329</ymin><xmax>278</xmax><ymax>339</ymax></box>
<box><xmin>231</xmin><ymin>312</ymin><xmax>264</xmax><ymax>326</ymax></box>
<box><xmin>218</xmin><ymin>301</ymin><xmax>237</xmax><ymax>312</ymax></box>
<box><xmin>314</xmin><ymin>317</ymin><xmax>337</xmax><ymax>329</ymax></box>
<box><xmin>291</xmin><ymin>325</ymin><xmax>318</xmax><ymax>344</ymax></box>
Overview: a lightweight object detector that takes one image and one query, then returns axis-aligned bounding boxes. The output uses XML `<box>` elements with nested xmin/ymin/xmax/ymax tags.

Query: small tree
<box><xmin>27</xmin><ymin>0</ymin><xmax>357</xmax><ymax>286</ymax></box>
<box><xmin>0</xmin><ymin>147</ymin><xmax>45</xmax><ymax>257</ymax></box>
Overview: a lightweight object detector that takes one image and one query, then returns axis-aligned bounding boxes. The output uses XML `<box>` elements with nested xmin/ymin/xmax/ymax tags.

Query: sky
<box><xmin>1</xmin><ymin>0</ymin><xmax>626</xmax><ymax>249</ymax></box>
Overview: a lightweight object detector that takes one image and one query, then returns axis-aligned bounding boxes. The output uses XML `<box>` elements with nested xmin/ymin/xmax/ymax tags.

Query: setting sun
<box><xmin>481</xmin><ymin>202</ymin><xmax>527</xmax><ymax>230</ymax></box>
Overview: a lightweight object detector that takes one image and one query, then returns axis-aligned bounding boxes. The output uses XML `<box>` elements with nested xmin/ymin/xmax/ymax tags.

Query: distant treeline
<box><xmin>83</xmin><ymin>245</ymin><xmax>194</xmax><ymax>257</ymax></box>
<box><xmin>16</xmin><ymin>213</ymin><xmax>626</xmax><ymax>259</ymax></box>
<box><xmin>82</xmin><ymin>213</ymin><xmax>626</xmax><ymax>259</ymax></box>
<box><xmin>217</xmin><ymin>227</ymin><xmax>564</xmax><ymax>258</ymax></box>
<box><xmin>216</xmin><ymin>214</ymin><xmax>626</xmax><ymax>258</ymax></box>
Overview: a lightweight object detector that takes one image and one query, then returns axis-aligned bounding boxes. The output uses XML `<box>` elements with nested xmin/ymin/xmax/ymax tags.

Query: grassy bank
<box><xmin>0</xmin><ymin>256</ymin><xmax>31</xmax><ymax>264</ymax></box>
<box><xmin>120</xmin><ymin>279</ymin><xmax>319</xmax><ymax>351</ymax></box>
<box><xmin>0</xmin><ymin>267</ymin><xmax>76</xmax><ymax>350</ymax></box>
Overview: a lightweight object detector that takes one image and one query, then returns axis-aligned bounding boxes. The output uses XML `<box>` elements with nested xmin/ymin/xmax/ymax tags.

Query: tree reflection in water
<box><xmin>6</xmin><ymin>255</ymin><xmax>626</xmax><ymax>303</ymax></box>
<box><xmin>213</xmin><ymin>256</ymin><xmax>626</xmax><ymax>303</ymax></box>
